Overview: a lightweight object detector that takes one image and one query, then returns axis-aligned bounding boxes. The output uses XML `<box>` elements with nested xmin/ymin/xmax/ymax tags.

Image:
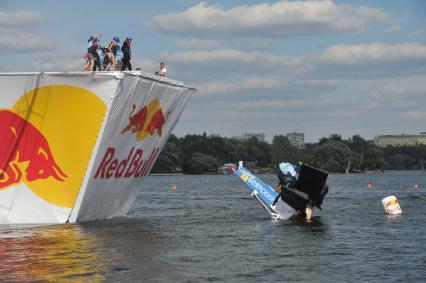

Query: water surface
<box><xmin>1</xmin><ymin>171</ymin><xmax>425</xmax><ymax>282</ymax></box>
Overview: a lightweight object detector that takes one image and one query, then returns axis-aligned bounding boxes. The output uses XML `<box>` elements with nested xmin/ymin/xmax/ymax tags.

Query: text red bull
<box><xmin>94</xmin><ymin>147</ymin><xmax>159</xmax><ymax>179</ymax></box>
<box><xmin>0</xmin><ymin>110</ymin><xmax>67</xmax><ymax>190</ymax></box>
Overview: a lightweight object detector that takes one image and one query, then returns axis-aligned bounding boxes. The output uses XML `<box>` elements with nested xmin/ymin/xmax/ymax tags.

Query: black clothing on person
<box><xmin>272</xmin><ymin>170</ymin><xmax>296</xmax><ymax>206</ymax></box>
<box><xmin>277</xmin><ymin>171</ymin><xmax>296</xmax><ymax>190</ymax></box>
<box><xmin>121</xmin><ymin>58</ymin><xmax>132</xmax><ymax>71</ymax></box>
<box><xmin>121</xmin><ymin>40</ymin><xmax>132</xmax><ymax>71</ymax></box>
<box><xmin>121</xmin><ymin>40</ymin><xmax>131</xmax><ymax>60</ymax></box>
<box><xmin>87</xmin><ymin>37</ymin><xmax>98</xmax><ymax>55</ymax></box>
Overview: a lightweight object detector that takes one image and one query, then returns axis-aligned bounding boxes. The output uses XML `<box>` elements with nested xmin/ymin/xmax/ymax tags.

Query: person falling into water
<box><xmin>275</xmin><ymin>162</ymin><xmax>314</xmax><ymax>222</ymax></box>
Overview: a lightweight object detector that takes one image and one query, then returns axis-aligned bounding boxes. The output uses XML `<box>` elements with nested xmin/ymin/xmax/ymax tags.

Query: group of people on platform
<box><xmin>84</xmin><ymin>33</ymin><xmax>167</xmax><ymax>77</ymax></box>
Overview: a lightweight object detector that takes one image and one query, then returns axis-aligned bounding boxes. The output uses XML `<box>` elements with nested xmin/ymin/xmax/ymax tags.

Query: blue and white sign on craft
<box><xmin>235</xmin><ymin>167</ymin><xmax>278</xmax><ymax>206</ymax></box>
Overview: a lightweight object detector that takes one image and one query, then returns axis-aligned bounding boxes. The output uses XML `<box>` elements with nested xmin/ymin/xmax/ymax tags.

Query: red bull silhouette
<box><xmin>386</xmin><ymin>198</ymin><xmax>398</xmax><ymax>207</ymax></box>
<box><xmin>145</xmin><ymin>109</ymin><xmax>165</xmax><ymax>137</ymax></box>
<box><xmin>121</xmin><ymin>98</ymin><xmax>166</xmax><ymax>141</ymax></box>
<box><xmin>0</xmin><ymin>110</ymin><xmax>67</xmax><ymax>190</ymax></box>
<box><xmin>121</xmin><ymin>104</ymin><xmax>148</xmax><ymax>135</ymax></box>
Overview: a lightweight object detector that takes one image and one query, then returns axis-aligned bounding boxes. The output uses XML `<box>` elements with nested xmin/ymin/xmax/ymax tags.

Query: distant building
<box><xmin>232</xmin><ymin>132</ymin><xmax>266</xmax><ymax>142</ymax></box>
<box><xmin>374</xmin><ymin>132</ymin><xmax>426</xmax><ymax>147</ymax></box>
<box><xmin>286</xmin><ymin>132</ymin><xmax>305</xmax><ymax>149</ymax></box>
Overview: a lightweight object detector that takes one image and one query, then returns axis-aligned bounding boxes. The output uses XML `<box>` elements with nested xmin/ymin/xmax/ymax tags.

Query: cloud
<box><xmin>0</xmin><ymin>11</ymin><xmax>42</xmax><ymax>28</ymax></box>
<box><xmin>211</xmin><ymin>110</ymin><xmax>283</xmax><ymax>120</ymax></box>
<box><xmin>361</xmin><ymin>77</ymin><xmax>426</xmax><ymax>114</ymax></box>
<box><xmin>354</xmin><ymin>6</ymin><xmax>389</xmax><ymax>22</ymax></box>
<box><xmin>28</xmin><ymin>53</ymin><xmax>83</xmax><ymax>72</ymax></box>
<box><xmin>409</xmin><ymin>30</ymin><xmax>425</xmax><ymax>37</ymax></box>
<box><xmin>151</xmin><ymin>1</ymin><xmax>390</xmax><ymax>38</ymax></box>
<box><xmin>154</xmin><ymin>48</ymin><xmax>313</xmax><ymax>85</ymax></box>
<box><xmin>159</xmin><ymin>48</ymin><xmax>308</xmax><ymax>76</ymax></box>
<box><xmin>238</xmin><ymin>97</ymin><xmax>333</xmax><ymax>110</ymax></box>
<box><xmin>164</xmin><ymin>49</ymin><xmax>272</xmax><ymax>63</ymax></box>
<box><xmin>317</xmin><ymin>42</ymin><xmax>426</xmax><ymax>65</ymax></box>
<box><xmin>176</xmin><ymin>38</ymin><xmax>218</xmax><ymax>50</ymax></box>
<box><xmin>192</xmin><ymin>76</ymin><xmax>339</xmax><ymax>97</ymax></box>
<box><xmin>0</xmin><ymin>10</ymin><xmax>52</xmax><ymax>53</ymax></box>
<box><xmin>0</xmin><ymin>32</ymin><xmax>55</xmax><ymax>53</ymax></box>
<box><xmin>386</xmin><ymin>24</ymin><xmax>400</xmax><ymax>34</ymax></box>
<box><xmin>148</xmin><ymin>41</ymin><xmax>426</xmax><ymax>98</ymax></box>
<box><xmin>404</xmin><ymin>111</ymin><xmax>426</xmax><ymax>119</ymax></box>
<box><xmin>194</xmin><ymin>77</ymin><xmax>283</xmax><ymax>95</ymax></box>
<box><xmin>375</xmin><ymin>82</ymin><xmax>426</xmax><ymax>97</ymax></box>
<box><xmin>159</xmin><ymin>42</ymin><xmax>426</xmax><ymax>86</ymax></box>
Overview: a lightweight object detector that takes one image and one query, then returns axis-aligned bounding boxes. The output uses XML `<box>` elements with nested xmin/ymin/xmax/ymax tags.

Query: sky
<box><xmin>1</xmin><ymin>0</ymin><xmax>425</xmax><ymax>142</ymax></box>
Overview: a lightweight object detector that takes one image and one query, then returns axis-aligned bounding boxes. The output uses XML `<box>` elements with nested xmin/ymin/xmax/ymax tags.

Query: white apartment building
<box><xmin>286</xmin><ymin>132</ymin><xmax>305</xmax><ymax>149</ymax></box>
<box><xmin>374</xmin><ymin>132</ymin><xmax>426</xmax><ymax>147</ymax></box>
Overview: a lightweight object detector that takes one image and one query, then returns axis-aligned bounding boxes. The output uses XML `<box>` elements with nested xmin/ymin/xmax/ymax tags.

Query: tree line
<box><xmin>151</xmin><ymin>133</ymin><xmax>426</xmax><ymax>174</ymax></box>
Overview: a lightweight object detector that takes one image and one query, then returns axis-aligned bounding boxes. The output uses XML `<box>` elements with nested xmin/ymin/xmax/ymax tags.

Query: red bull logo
<box><xmin>386</xmin><ymin>198</ymin><xmax>398</xmax><ymax>207</ymax></box>
<box><xmin>121</xmin><ymin>98</ymin><xmax>166</xmax><ymax>141</ymax></box>
<box><xmin>2</xmin><ymin>84</ymin><xmax>107</xmax><ymax>208</ymax></box>
<box><xmin>0</xmin><ymin>110</ymin><xmax>67</xmax><ymax>190</ymax></box>
<box><xmin>93</xmin><ymin>98</ymin><xmax>169</xmax><ymax>180</ymax></box>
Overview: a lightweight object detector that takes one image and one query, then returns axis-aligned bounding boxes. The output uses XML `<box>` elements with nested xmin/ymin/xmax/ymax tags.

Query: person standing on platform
<box><xmin>155</xmin><ymin>62</ymin><xmax>167</xmax><ymax>77</ymax></box>
<box><xmin>107</xmin><ymin>36</ymin><xmax>120</xmax><ymax>70</ymax></box>
<box><xmin>121</xmin><ymin>36</ymin><xmax>132</xmax><ymax>71</ymax></box>
<box><xmin>84</xmin><ymin>33</ymin><xmax>100</xmax><ymax>71</ymax></box>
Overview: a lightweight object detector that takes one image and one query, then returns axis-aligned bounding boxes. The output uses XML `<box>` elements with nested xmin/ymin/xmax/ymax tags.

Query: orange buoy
<box><xmin>171</xmin><ymin>184</ymin><xmax>177</xmax><ymax>192</ymax></box>
<box><xmin>367</xmin><ymin>182</ymin><xmax>373</xmax><ymax>189</ymax></box>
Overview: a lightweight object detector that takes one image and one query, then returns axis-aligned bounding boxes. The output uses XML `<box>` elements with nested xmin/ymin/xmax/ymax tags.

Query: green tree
<box><xmin>301</xmin><ymin>143</ymin><xmax>318</xmax><ymax>164</ymax></box>
<box><xmin>151</xmin><ymin>142</ymin><xmax>181</xmax><ymax>173</ymax></box>
<box><xmin>382</xmin><ymin>145</ymin><xmax>426</xmax><ymax>169</ymax></box>
<box><xmin>244</xmin><ymin>137</ymin><xmax>271</xmax><ymax>167</ymax></box>
<box><xmin>151</xmin><ymin>132</ymin><xmax>426</xmax><ymax>174</ymax></box>
<box><xmin>271</xmin><ymin>135</ymin><xmax>302</xmax><ymax>166</ymax></box>
<box><xmin>363</xmin><ymin>145</ymin><xmax>385</xmax><ymax>170</ymax></box>
<box><xmin>385</xmin><ymin>153</ymin><xmax>417</xmax><ymax>170</ymax></box>
<box><xmin>313</xmin><ymin>139</ymin><xmax>352</xmax><ymax>172</ymax></box>
<box><xmin>186</xmin><ymin>152</ymin><xmax>220</xmax><ymax>174</ymax></box>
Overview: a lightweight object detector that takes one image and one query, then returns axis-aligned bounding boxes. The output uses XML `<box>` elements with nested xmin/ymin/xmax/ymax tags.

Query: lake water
<box><xmin>1</xmin><ymin>171</ymin><xmax>425</xmax><ymax>282</ymax></box>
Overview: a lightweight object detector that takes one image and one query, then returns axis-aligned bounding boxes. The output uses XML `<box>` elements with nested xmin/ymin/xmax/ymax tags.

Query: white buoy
<box><xmin>381</xmin><ymin>195</ymin><xmax>402</xmax><ymax>215</ymax></box>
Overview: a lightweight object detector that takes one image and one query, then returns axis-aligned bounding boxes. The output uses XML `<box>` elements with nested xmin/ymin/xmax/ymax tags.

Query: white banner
<box><xmin>0</xmin><ymin>72</ymin><xmax>194</xmax><ymax>223</ymax></box>
<box><xmin>70</xmin><ymin>73</ymin><xmax>194</xmax><ymax>222</ymax></box>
